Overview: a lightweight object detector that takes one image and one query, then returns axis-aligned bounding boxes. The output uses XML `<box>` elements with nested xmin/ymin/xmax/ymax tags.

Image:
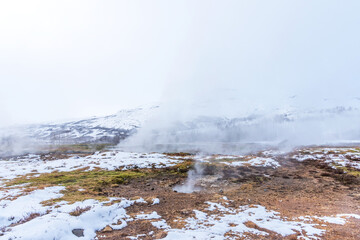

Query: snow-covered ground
<box><xmin>1</xmin><ymin>148</ymin><xmax>360</xmax><ymax>239</ymax></box>
<box><xmin>0</xmin><ymin>156</ymin><xmax>163</xmax><ymax>239</ymax></box>
<box><xmin>199</xmin><ymin>154</ymin><xmax>281</xmax><ymax>168</ymax></box>
<box><xmin>292</xmin><ymin>147</ymin><xmax>360</xmax><ymax>170</ymax></box>
<box><xmin>221</xmin><ymin>157</ymin><xmax>280</xmax><ymax>168</ymax></box>
<box><xmin>0</xmin><ymin>151</ymin><xmax>284</xmax><ymax>185</ymax></box>
<box><xmin>0</xmin><ymin>186</ymin><xmax>149</xmax><ymax>240</ymax></box>
<box><xmin>2</xmin><ymin>186</ymin><xmax>359</xmax><ymax>240</ymax></box>
<box><xmin>0</xmin><ymin>151</ymin><xmax>181</xmax><ymax>183</ymax></box>
<box><xmin>0</xmin><ymin>150</ymin><xmax>183</xmax><ymax>239</ymax></box>
<box><xmin>162</xmin><ymin>203</ymin><xmax>324</xmax><ymax>239</ymax></box>
<box><xmin>127</xmin><ymin>198</ymin><xmax>360</xmax><ymax>240</ymax></box>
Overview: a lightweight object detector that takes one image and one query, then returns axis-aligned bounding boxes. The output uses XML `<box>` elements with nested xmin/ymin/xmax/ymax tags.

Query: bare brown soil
<box><xmin>95</xmin><ymin>154</ymin><xmax>360</xmax><ymax>240</ymax></box>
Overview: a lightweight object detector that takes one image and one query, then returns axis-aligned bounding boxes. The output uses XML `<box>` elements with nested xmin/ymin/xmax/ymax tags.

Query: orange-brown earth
<box><xmin>96</xmin><ymin>151</ymin><xmax>360</xmax><ymax>240</ymax></box>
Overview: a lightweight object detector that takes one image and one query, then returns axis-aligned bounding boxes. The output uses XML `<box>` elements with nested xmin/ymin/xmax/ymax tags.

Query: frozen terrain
<box><xmin>1</xmin><ymin>147</ymin><xmax>360</xmax><ymax>239</ymax></box>
<box><xmin>0</xmin><ymin>151</ymin><xmax>181</xmax><ymax>182</ymax></box>
<box><xmin>0</xmin><ymin>106</ymin><xmax>158</xmax><ymax>157</ymax></box>
<box><xmin>1</xmin><ymin>107</ymin><xmax>360</xmax><ymax>239</ymax></box>
<box><xmin>1</xmin><ymin>183</ymin><xmax>359</xmax><ymax>240</ymax></box>
<box><xmin>292</xmin><ymin>147</ymin><xmax>360</xmax><ymax>170</ymax></box>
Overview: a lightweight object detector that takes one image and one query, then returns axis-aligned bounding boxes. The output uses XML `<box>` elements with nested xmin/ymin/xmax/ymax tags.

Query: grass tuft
<box><xmin>69</xmin><ymin>206</ymin><xmax>92</xmax><ymax>216</ymax></box>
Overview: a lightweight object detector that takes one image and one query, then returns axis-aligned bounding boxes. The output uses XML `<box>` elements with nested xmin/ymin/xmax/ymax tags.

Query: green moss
<box><xmin>41</xmin><ymin>143</ymin><xmax>113</xmax><ymax>154</ymax></box>
<box><xmin>338</xmin><ymin>167</ymin><xmax>360</xmax><ymax>177</ymax></box>
<box><xmin>164</xmin><ymin>152</ymin><xmax>194</xmax><ymax>157</ymax></box>
<box><xmin>7</xmin><ymin>160</ymin><xmax>194</xmax><ymax>204</ymax></box>
<box><xmin>172</xmin><ymin>160</ymin><xmax>193</xmax><ymax>173</ymax></box>
<box><xmin>8</xmin><ymin>170</ymin><xmax>147</xmax><ymax>189</ymax></box>
<box><xmin>6</xmin><ymin>169</ymin><xmax>148</xmax><ymax>203</ymax></box>
<box><xmin>331</xmin><ymin>164</ymin><xmax>360</xmax><ymax>177</ymax></box>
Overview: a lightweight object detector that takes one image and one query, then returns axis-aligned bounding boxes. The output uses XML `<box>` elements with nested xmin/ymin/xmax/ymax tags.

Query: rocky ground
<box><xmin>1</xmin><ymin>146</ymin><xmax>360</xmax><ymax>239</ymax></box>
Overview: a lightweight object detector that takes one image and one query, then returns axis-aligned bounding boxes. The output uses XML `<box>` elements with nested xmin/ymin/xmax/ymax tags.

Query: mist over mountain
<box><xmin>2</xmin><ymin>100</ymin><xmax>360</xmax><ymax>157</ymax></box>
<box><xmin>0</xmin><ymin>106</ymin><xmax>156</xmax><ymax>156</ymax></box>
<box><xmin>120</xmin><ymin>98</ymin><xmax>360</xmax><ymax>154</ymax></box>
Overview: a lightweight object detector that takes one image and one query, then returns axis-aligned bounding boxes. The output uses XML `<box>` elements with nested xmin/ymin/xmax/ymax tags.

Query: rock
<box><xmin>102</xmin><ymin>225</ymin><xmax>113</xmax><ymax>232</ymax></box>
<box><xmin>72</xmin><ymin>229</ymin><xmax>84</xmax><ymax>237</ymax></box>
<box><xmin>180</xmin><ymin>209</ymin><xmax>191</xmax><ymax>216</ymax></box>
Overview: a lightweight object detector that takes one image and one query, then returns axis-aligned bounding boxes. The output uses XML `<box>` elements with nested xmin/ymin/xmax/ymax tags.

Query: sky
<box><xmin>1</xmin><ymin>0</ymin><xmax>360</xmax><ymax>127</ymax></box>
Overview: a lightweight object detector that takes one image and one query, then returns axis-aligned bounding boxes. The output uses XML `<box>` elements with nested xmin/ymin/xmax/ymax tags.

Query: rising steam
<box><xmin>120</xmin><ymin>94</ymin><xmax>360</xmax><ymax>155</ymax></box>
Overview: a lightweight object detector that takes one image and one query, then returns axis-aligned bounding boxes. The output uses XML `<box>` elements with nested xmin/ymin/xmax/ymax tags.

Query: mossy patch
<box><xmin>40</xmin><ymin>143</ymin><xmax>113</xmax><ymax>155</ymax></box>
<box><xmin>164</xmin><ymin>152</ymin><xmax>194</xmax><ymax>157</ymax></box>
<box><xmin>333</xmin><ymin>165</ymin><xmax>360</xmax><ymax>177</ymax></box>
<box><xmin>6</xmin><ymin>160</ymin><xmax>194</xmax><ymax>204</ymax></box>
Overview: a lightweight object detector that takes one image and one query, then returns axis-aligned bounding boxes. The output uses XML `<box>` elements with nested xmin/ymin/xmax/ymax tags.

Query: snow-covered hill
<box><xmin>1</xmin><ymin>103</ymin><xmax>360</xmax><ymax>156</ymax></box>
<box><xmin>0</xmin><ymin>106</ymin><xmax>158</xmax><ymax>156</ymax></box>
<box><xmin>23</xmin><ymin>106</ymin><xmax>158</xmax><ymax>144</ymax></box>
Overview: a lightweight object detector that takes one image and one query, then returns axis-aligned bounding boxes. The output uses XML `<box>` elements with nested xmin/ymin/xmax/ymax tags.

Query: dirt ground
<box><xmin>95</xmin><ymin>153</ymin><xmax>360</xmax><ymax>240</ymax></box>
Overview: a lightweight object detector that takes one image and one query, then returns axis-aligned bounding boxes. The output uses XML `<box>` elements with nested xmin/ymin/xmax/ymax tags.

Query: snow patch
<box><xmin>136</xmin><ymin>211</ymin><xmax>161</xmax><ymax>220</ymax></box>
<box><xmin>2</xmin><ymin>196</ymin><xmax>142</xmax><ymax>239</ymax></box>
<box><xmin>0</xmin><ymin>186</ymin><xmax>64</xmax><ymax>230</ymax></box>
<box><xmin>0</xmin><ymin>151</ymin><xmax>181</xmax><ymax>183</ymax></box>
<box><xmin>223</xmin><ymin>157</ymin><xmax>280</xmax><ymax>168</ymax></box>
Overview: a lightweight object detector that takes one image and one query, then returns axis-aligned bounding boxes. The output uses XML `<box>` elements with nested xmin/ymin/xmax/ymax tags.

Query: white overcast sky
<box><xmin>1</xmin><ymin>1</ymin><xmax>360</xmax><ymax>127</ymax></box>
